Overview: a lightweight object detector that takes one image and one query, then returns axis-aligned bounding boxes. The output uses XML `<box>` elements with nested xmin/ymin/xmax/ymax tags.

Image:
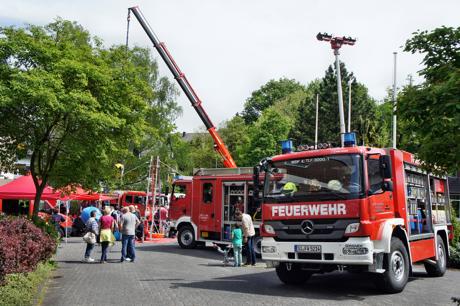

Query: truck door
<box><xmin>198</xmin><ymin>180</ymin><xmax>221</xmax><ymax>240</ymax></box>
<box><xmin>367</xmin><ymin>157</ymin><xmax>394</xmax><ymax>219</ymax></box>
<box><xmin>169</xmin><ymin>183</ymin><xmax>191</xmax><ymax>220</ymax></box>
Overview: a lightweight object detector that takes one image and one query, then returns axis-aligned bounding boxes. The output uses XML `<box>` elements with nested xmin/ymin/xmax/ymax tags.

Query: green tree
<box><xmin>0</xmin><ymin>20</ymin><xmax>154</xmax><ymax>216</ymax></box>
<box><xmin>109</xmin><ymin>47</ymin><xmax>181</xmax><ymax>191</ymax></box>
<box><xmin>219</xmin><ymin>115</ymin><xmax>250</xmax><ymax>166</ymax></box>
<box><xmin>269</xmin><ymin>81</ymin><xmax>320</xmax><ymax>128</ymax></box>
<box><xmin>290</xmin><ymin>63</ymin><xmax>378</xmax><ymax>146</ymax></box>
<box><xmin>241</xmin><ymin>78</ymin><xmax>307</xmax><ymax>124</ymax></box>
<box><xmin>398</xmin><ymin>26</ymin><xmax>460</xmax><ymax>173</ymax></box>
<box><xmin>370</xmin><ymin>99</ymin><xmax>393</xmax><ymax>148</ymax></box>
<box><xmin>188</xmin><ymin>131</ymin><xmax>221</xmax><ymax>169</ymax></box>
<box><xmin>242</xmin><ymin>108</ymin><xmax>291</xmax><ymax>165</ymax></box>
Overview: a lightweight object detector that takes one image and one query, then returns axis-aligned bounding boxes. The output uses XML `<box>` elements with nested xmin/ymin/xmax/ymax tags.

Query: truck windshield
<box><xmin>264</xmin><ymin>154</ymin><xmax>363</xmax><ymax>202</ymax></box>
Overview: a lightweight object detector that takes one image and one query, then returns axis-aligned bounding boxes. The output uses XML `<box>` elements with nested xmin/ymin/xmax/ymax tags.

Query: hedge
<box><xmin>0</xmin><ymin>217</ymin><xmax>57</xmax><ymax>284</ymax></box>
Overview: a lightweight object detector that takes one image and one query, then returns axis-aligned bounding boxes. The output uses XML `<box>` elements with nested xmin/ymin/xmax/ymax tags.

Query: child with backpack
<box><xmin>232</xmin><ymin>222</ymin><xmax>243</xmax><ymax>267</ymax></box>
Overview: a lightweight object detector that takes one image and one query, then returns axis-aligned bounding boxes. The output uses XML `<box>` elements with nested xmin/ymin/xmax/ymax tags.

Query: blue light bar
<box><xmin>343</xmin><ymin>132</ymin><xmax>356</xmax><ymax>147</ymax></box>
<box><xmin>280</xmin><ymin>139</ymin><xmax>293</xmax><ymax>154</ymax></box>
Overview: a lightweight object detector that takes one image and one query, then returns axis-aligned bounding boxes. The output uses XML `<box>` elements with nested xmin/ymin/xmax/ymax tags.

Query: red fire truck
<box><xmin>117</xmin><ymin>191</ymin><xmax>149</xmax><ymax>217</ymax></box>
<box><xmin>259</xmin><ymin>140</ymin><xmax>452</xmax><ymax>293</ymax></box>
<box><xmin>117</xmin><ymin>191</ymin><xmax>167</xmax><ymax>217</ymax></box>
<box><xmin>169</xmin><ymin>168</ymin><xmax>263</xmax><ymax>253</ymax></box>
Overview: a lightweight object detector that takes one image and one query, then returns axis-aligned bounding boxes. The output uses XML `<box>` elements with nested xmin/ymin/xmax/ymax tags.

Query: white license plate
<box><xmin>295</xmin><ymin>245</ymin><xmax>322</xmax><ymax>253</ymax></box>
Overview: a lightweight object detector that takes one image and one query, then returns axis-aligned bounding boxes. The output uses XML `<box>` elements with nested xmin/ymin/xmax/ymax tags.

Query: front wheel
<box><xmin>276</xmin><ymin>263</ymin><xmax>311</xmax><ymax>285</ymax></box>
<box><xmin>177</xmin><ymin>225</ymin><xmax>196</xmax><ymax>249</ymax></box>
<box><xmin>375</xmin><ymin>237</ymin><xmax>409</xmax><ymax>293</ymax></box>
<box><xmin>254</xmin><ymin>236</ymin><xmax>262</xmax><ymax>258</ymax></box>
<box><xmin>424</xmin><ymin>235</ymin><xmax>447</xmax><ymax>277</ymax></box>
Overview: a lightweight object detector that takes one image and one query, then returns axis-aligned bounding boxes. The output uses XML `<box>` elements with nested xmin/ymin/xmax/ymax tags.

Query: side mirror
<box><xmin>382</xmin><ymin>181</ymin><xmax>393</xmax><ymax>192</ymax></box>
<box><xmin>379</xmin><ymin>155</ymin><xmax>392</xmax><ymax>179</ymax></box>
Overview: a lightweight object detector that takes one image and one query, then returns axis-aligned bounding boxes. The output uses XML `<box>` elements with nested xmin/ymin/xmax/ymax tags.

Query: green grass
<box><xmin>0</xmin><ymin>261</ymin><xmax>56</xmax><ymax>306</ymax></box>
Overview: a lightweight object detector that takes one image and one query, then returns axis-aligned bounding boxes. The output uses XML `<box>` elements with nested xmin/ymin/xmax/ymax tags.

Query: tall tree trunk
<box><xmin>32</xmin><ymin>183</ymin><xmax>46</xmax><ymax>217</ymax></box>
<box><xmin>30</xmin><ymin>150</ymin><xmax>47</xmax><ymax>217</ymax></box>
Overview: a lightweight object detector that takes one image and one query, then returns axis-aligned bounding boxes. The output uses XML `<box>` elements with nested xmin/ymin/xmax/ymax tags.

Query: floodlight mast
<box><xmin>317</xmin><ymin>33</ymin><xmax>356</xmax><ymax>147</ymax></box>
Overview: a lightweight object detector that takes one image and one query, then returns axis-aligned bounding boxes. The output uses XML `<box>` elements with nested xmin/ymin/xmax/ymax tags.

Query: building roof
<box><xmin>181</xmin><ymin>132</ymin><xmax>207</xmax><ymax>142</ymax></box>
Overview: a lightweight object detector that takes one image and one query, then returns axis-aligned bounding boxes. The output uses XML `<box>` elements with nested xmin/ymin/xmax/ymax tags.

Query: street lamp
<box><xmin>347</xmin><ymin>78</ymin><xmax>354</xmax><ymax>133</ymax></box>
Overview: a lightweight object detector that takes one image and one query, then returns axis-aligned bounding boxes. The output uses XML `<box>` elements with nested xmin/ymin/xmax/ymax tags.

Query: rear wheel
<box><xmin>276</xmin><ymin>263</ymin><xmax>311</xmax><ymax>285</ymax></box>
<box><xmin>177</xmin><ymin>225</ymin><xmax>196</xmax><ymax>249</ymax></box>
<box><xmin>424</xmin><ymin>235</ymin><xmax>447</xmax><ymax>277</ymax></box>
<box><xmin>375</xmin><ymin>237</ymin><xmax>409</xmax><ymax>293</ymax></box>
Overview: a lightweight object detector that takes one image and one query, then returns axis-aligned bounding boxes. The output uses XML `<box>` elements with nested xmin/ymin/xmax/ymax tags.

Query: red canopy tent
<box><xmin>0</xmin><ymin>175</ymin><xmax>108</xmax><ymax>215</ymax></box>
<box><xmin>0</xmin><ymin>175</ymin><xmax>60</xmax><ymax>200</ymax></box>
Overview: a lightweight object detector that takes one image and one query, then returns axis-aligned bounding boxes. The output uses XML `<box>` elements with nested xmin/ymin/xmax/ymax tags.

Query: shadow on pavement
<box><xmin>137</xmin><ymin>243</ymin><xmax>224</xmax><ymax>261</ymax></box>
<box><xmin>169</xmin><ymin>271</ymin><xmax>390</xmax><ymax>302</ymax></box>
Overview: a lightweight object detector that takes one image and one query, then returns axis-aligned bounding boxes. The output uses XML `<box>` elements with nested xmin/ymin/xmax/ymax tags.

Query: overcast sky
<box><xmin>1</xmin><ymin>0</ymin><xmax>459</xmax><ymax>132</ymax></box>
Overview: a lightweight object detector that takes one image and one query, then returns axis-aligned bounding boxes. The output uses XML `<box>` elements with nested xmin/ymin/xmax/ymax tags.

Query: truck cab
<box><xmin>118</xmin><ymin>191</ymin><xmax>149</xmax><ymax>217</ymax></box>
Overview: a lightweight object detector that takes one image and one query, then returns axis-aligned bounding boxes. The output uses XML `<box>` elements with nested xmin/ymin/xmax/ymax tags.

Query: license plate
<box><xmin>295</xmin><ymin>245</ymin><xmax>321</xmax><ymax>253</ymax></box>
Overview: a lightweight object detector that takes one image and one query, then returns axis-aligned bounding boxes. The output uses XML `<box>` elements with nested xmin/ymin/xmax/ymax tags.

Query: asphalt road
<box><xmin>43</xmin><ymin>237</ymin><xmax>460</xmax><ymax>306</ymax></box>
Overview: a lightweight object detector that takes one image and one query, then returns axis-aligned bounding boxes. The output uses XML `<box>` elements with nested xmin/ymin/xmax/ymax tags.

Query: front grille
<box><xmin>266</xmin><ymin>218</ymin><xmax>359</xmax><ymax>242</ymax></box>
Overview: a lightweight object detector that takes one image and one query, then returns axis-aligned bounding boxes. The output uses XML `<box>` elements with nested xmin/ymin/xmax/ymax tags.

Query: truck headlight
<box><xmin>264</xmin><ymin>224</ymin><xmax>276</xmax><ymax>235</ymax></box>
<box><xmin>262</xmin><ymin>246</ymin><xmax>277</xmax><ymax>253</ymax></box>
<box><xmin>345</xmin><ymin>223</ymin><xmax>360</xmax><ymax>234</ymax></box>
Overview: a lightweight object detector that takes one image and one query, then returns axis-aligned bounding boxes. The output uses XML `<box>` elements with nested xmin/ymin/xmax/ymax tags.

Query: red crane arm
<box><xmin>128</xmin><ymin>6</ymin><xmax>237</xmax><ymax>168</ymax></box>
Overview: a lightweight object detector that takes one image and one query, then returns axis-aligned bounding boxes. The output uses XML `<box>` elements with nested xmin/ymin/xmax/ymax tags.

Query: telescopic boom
<box><xmin>128</xmin><ymin>6</ymin><xmax>237</xmax><ymax>168</ymax></box>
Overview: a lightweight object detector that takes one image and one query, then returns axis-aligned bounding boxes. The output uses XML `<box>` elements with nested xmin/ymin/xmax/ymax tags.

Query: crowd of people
<box><xmin>82</xmin><ymin>205</ymin><xmax>142</xmax><ymax>263</ymax></box>
<box><xmin>79</xmin><ymin>204</ymin><xmax>257</xmax><ymax>267</ymax></box>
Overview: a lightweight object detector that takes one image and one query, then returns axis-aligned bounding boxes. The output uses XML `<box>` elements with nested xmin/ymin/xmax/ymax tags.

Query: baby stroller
<box><xmin>213</xmin><ymin>243</ymin><xmax>234</xmax><ymax>266</ymax></box>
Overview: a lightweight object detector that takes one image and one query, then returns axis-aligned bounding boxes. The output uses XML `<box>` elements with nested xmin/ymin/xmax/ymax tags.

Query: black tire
<box><xmin>276</xmin><ymin>263</ymin><xmax>311</xmax><ymax>285</ymax></box>
<box><xmin>375</xmin><ymin>237</ymin><xmax>409</xmax><ymax>293</ymax></box>
<box><xmin>177</xmin><ymin>225</ymin><xmax>196</xmax><ymax>249</ymax></box>
<box><xmin>254</xmin><ymin>236</ymin><xmax>262</xmax><ymax>258</ymax></box>
<box><xmin>424</xmin><ymin>235</ymin><xmax>447</xmax><ymax>277</ymax></box>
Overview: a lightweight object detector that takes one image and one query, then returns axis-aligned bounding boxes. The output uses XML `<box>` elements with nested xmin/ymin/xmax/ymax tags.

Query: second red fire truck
<box><xmin>169</xmin><ymin>168</ymin><xmax>263</xmax><ymax>253</ymax></box>
<box><xmin>259</xmin><ymin>135</ymin><xmax>452</xmax><ymax>293</ymax></box>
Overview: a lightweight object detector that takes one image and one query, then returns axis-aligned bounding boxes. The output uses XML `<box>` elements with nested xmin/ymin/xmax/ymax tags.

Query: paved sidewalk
<box><xmin>43</xmin><ymin>237</ymin><xmax>460</xmax><ymax>306</ymax></box>
<box><xmin>43</xmin><ymin>237</ymin><xmax>271</xmax><ymax>306</ymax></box>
